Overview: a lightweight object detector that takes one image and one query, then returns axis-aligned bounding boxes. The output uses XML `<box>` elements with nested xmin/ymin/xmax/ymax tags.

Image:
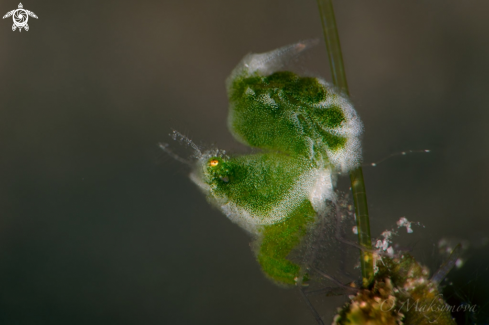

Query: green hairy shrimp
<box><xmin>174</xmin><ymin>41</ymin><xmax>363</xmax><ymax>286</ymax></box>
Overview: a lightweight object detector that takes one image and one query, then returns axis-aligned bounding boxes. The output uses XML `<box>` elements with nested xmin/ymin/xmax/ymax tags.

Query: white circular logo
<box><xmin>2</xmin><ymin>3</ymin><xmax>38</xmax><ymax>32</ymax></box>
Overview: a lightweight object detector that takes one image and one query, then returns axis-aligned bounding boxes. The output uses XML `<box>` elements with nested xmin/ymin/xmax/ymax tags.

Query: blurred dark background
<box><xmin>0</xmin><ymin>0</ymin><xmax>488</xmax><ymax>324</ymax></box>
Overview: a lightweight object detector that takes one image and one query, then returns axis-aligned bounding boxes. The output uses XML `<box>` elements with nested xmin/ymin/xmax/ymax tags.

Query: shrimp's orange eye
<box><xmin>209</xmin><ymin>159</ymin><xmax>219</xmax><ymax>167</ymax></box>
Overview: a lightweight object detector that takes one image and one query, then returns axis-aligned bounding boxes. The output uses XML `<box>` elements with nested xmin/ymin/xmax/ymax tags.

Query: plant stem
<box><xmin>316</xmin><ymin>0</ymin><xmax>374</xmax><ymax>287</ymax></box>
<box><xmin>349</xmin><ymin>169</ymin><xmax>373</xmax><ymax>287</ymax></box>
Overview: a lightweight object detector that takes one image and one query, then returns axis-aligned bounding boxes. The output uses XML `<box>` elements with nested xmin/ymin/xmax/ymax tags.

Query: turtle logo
<box><xmin>3</xmin><ymin>3</ymin><xmax>38</xmax><ymax>32</ymax></box>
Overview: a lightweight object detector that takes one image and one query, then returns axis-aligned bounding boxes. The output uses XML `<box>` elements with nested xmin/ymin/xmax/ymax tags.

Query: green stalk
<box><xmin>316</xmin><ymin>0</ymin><xmax>374</xmax><ymax>287</ymax></box>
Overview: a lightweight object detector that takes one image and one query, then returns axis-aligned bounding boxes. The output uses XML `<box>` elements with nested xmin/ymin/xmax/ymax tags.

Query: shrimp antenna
<box><xmin>366</xmin><ymin>149</ymin><xmax>431</xmax><ymax>167</ymax></box>
<box><xmin>158</xmin><ymin>143</ymin><xmax>193</xmax><ymax>166</ymax></box>
<box><xmin>170</xmin><ymin>130</ymin><xmax>202</xmax><ymax>158</ymax></box>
